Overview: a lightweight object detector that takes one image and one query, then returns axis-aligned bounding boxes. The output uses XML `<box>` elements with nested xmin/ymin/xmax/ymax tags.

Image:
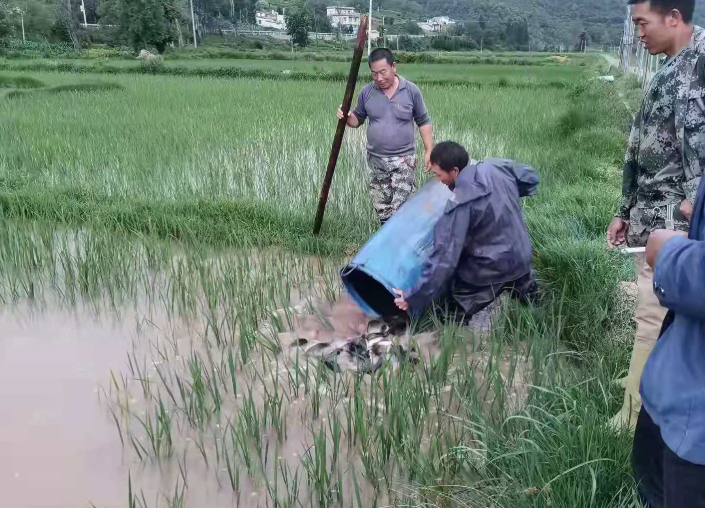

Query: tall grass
<box><xmin>0</xmin><ymin>70</ymin><xmax>588</xmax><ymax>253</ymax></box>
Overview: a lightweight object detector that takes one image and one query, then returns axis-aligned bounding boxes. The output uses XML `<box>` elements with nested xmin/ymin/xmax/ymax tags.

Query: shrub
<box><xmin>141</xmin><ymin>56</ymin><xmax>165</xmax><ymax>73</ymax></box>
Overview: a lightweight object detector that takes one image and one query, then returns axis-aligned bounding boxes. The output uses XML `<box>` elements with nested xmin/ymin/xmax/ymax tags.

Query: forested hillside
<box><xmin>3</xmin><ymin>0</ymin><xmax>705</xmax><ymax>52</ymax></box>
<box><xmin>336</xmin><ymin>0</ymin><xmax>705</xmax><ymax>49</ymax></box>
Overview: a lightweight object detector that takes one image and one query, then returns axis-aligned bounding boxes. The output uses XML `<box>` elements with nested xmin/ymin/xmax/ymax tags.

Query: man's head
<box><xmin>629</xmin><ymin>0</ymin><xmax>695</xmax><ymax>55</ymax></box>
<box><xmin>429</xmin><ymin>141</ymin><xmax>470</xmax><ymax>187</ymax></box>
<box><xmin>369</xmin><ymin>48</ymin><xmax>397</xmax><ymax>90</ymax></box>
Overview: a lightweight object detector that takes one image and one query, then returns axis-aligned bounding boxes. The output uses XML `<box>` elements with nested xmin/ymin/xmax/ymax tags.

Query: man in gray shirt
<box><xmin>337</xmin><ymin>48</ymin><xmax>434</xmax><ymax>225</ymax></box>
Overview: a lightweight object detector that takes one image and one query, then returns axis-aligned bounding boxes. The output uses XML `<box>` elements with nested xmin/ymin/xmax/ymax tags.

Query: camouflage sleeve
<box><xmin>618</xmin><ymin>119</ymin><xmax>640</xmax><ymax>221</ymax></box>
<box><xmin>684</xmin><ymin>175</ymin><xmax>703</xmax><ymax>205</ymax></box>
<box><xmin>683</xmin><ymin>56</ymin><xmax>705</xmax><ymax>204</ymax></box>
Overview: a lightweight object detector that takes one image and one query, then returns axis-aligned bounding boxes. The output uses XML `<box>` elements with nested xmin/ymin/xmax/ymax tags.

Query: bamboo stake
<box><xmin>313</xmin><ymin>16</ymin><xmax>369</xmax><ymax>236</ymax></box>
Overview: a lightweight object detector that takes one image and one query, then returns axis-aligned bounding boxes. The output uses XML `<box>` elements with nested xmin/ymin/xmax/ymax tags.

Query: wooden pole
<box><xmin>313</xmin><ymin>16</ymin><xmax>369</xmax><ymax>236</ymax></box>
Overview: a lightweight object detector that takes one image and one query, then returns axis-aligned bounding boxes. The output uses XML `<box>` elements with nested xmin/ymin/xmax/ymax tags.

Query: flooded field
<box><xmin>0</xmin><ymin>52</ymin><xmax>641</xmax><ymax>506</ymax></box>
<box><xmin>0</xmin><ymin>224</ymin><xmax>538</xmax><ymax>507</ymax></box>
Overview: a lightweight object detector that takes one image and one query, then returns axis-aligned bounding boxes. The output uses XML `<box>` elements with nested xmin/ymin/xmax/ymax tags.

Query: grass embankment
<box><xmin>0</xmin><ymin>60</ymin><xmax>641</xmax><ymax>506</ymax></box>
<box><xmin>0</xmin><ymin>58</ymin><xmax>585</xmax><ymax>88</ymax></box>
<box><xmin>163</xmin><ymin>45</ymin><xmax>577</xmax><ymax>66</ymax></box>
<box><xmin>0</xmin><ymin>74</ymin><xmax>44</xmax><ymax>88</ymax></box>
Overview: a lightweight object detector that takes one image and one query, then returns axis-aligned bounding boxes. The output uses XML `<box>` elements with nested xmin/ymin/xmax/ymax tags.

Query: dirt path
<box><xmin>601</xmin><ymin>53</ymin><xmax>620</xmax><ymax>69</ymax></box>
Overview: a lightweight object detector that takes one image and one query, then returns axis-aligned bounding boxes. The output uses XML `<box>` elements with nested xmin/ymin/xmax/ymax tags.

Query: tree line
<box><xmin>4</xmin><ymin>0</ymin><xmax>703</xmax><ymax>53</ymax></box>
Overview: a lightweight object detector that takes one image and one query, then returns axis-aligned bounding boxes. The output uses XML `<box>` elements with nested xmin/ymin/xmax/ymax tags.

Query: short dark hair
<box><xmin>628</xmin><ymin>0</ymin><xmax>695</xmax><ymax>23</ymax></box>
<box><xmin>430</xmin><ymin>141</ymin><xmax>470</xmax><ymax>172</ymax></box>
<box><xmin>369</xmin><ymin>48</ymin><xmax>395</xmax><ymax>66</ymax></box>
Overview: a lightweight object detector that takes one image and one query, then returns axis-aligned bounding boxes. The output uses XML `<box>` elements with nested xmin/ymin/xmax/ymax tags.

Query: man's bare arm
<box><xmin>419</xmin><ymin>124</ymin><xmax>434</xmax><ymax>170</ymax></box>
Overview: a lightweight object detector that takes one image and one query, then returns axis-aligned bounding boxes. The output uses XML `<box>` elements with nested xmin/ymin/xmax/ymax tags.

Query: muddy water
<box><xmin>0</xmin><ymin>307</ymin><xmax>236</xmax><ymax>508</ymax></box>
<box><xmin>0</xmin><ymin>291</ymin><xmax>529</xmax><ymax>508</ymax></box>
<box><xmin>0</xmin><ymin>309</ymin><xmax>128</xmax><ymax>507</ymax></box>
<box><xmin>0</xmin><ymin>298</ymin><xmax>379</xmax><ymax>508</ymax></box>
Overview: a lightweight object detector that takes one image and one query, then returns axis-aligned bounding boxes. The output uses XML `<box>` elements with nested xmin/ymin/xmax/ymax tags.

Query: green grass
<box><xmin>0</xmin><ymin>71</ymin><xmax>576</xmax><ymax>251</ymax></box>
<box><xmin>0</xmin><ymin>58</ymin><xmax>588</xmax><ymax>87</ymax></box>
<box><xmin>0</xmin><ymin>66</ymin><xmax>630</xmax><ymax>345</ymax></box>
<box><xmin>0</xmin><ymin>73</ymin><xmax>44</xmax><ymax>88</ymax></box>
<box><xmin>5</xmin><ymin>82</ymin><xmax>124</xmax><ymax>99</ymax></box>
<box><xmin>0</xmin><ymin>59</ymin><xmax>641</xmax><ymax>507</ymax></box>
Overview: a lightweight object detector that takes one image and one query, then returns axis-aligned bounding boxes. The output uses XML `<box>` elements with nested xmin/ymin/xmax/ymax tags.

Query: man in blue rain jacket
<box><xmin>634</xmin><ymin>176</ymin><xmax>705</xmax><ymax>506</ymax></box>
<box><xmin>393</xmin><ymin>141</ymin><xmax>539</xmax><ymax>323</ymax></box>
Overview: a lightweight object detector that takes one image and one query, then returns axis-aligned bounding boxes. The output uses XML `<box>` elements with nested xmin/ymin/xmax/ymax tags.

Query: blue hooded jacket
<box><xmin>641</xmin><ymin>177</ymin><xmax>705</xmax><ymax>465</ymax></box>
<box><xmin>405</xmin><ymin>158</ymin><xmax>539</xmax><ymax>312</ymax></box>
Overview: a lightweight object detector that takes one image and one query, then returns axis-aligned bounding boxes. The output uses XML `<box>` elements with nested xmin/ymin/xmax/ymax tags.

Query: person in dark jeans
<box><xmin>392</xmin><ymin>141</ymin><xmax>539</xmax><ymax>324</ymax></box>
<box><xmin>633</xmin><ymin>176</ymin><xmax>705</xmax><ymax>505</ymax></box>
<box><xmin>435</xmin><ymin>273</ymin><xmax>538</xmax><ymax>325</ymax></box>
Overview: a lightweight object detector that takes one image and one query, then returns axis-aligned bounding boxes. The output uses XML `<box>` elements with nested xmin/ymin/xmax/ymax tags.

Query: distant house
<box><xmin>255</xmin><ymin>10</ymin><xmax>285</xmax><ymax>30</ymax></box>
<box><xmin>417</xmin><ymin>16</ymin><xmax>456</xmax><ymax>34</ymax></box>
<box><xmin>326</xmin><ymin>6</ymin><xmax>361</xmax><ymax>29</ymax></box>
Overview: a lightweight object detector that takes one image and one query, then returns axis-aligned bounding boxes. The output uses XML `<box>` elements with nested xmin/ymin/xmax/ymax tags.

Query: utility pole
<box><xmin>11</xmin><ymin>7</ymin><xmax>25</xmax><ymax>44</ymax></box>
<box><xmin>80</xmin><ymin>0</ymin><xmax>88</xmax><ymax>27</ymax></box>
<box><xmin>190</xmin><ymin>0</ymin><xmax>198</xmax><ymax>48</ymax></box>
<box><xmin>368</xmin><ymin>0</ymin><xmax>372</xmax><ymax>53</ymax></box>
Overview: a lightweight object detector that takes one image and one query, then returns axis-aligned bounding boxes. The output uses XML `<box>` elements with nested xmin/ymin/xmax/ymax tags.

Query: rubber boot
<box><xmin>610</xmin><ymin>344</ymin><xmax>652</xmax><ymax>429</ymax></box>
<box><xmin>613</xmin><ymin>376</ymin><xmax>628</xmax><ymax>390</ymax></box>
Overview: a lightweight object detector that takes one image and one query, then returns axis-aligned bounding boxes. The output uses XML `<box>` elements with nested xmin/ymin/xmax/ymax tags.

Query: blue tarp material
<box><xmin>341</xmin><ymin>179</ymin><xmax>452</xmax><ymax>317</ymax></box>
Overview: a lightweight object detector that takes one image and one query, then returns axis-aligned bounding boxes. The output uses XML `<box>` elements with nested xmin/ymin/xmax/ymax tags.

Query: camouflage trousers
<box><xmin>366</xmin><ymin>153</ymin><xmax>417</xmax><ymax>223</ymax></box>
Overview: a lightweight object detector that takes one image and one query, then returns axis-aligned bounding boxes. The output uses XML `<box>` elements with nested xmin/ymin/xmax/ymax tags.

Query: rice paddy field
<box><xmin>0</xmin><ymin>53</ymin><xmax>641</xmax><ymax>508</ymax></box>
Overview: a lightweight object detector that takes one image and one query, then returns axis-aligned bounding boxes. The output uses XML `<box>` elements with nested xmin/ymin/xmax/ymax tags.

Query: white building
<box><xmin>326</xmin><ymin>6</ymin><xmax>361</xmax><ymax>28</ymax></box>
<box><xmin>417</xmin><ymin>16</ymin><xmax>456</xmax><ymax>33</ymax></box>
<box><xmin>255</xmin><ymin>10</ymin><xmax>285</xmax><ymax>30</ymax></box>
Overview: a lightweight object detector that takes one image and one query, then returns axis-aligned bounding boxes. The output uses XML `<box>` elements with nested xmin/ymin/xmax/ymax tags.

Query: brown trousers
<box><xmin>628</xmin><ymin>254</ymin><xmax>669</xmax><ymax>409</ymax></box>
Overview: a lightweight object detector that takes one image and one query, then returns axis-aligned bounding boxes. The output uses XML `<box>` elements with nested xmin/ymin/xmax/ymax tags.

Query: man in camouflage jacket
<box><xmin>607</xmin><ymin>0</ymin><xmax>705</xmax><ymax>428</ymax></box>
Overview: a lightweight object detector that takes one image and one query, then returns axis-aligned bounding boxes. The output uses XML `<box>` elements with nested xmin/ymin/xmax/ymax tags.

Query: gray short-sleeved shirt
<box><xmin>352</xmin><ymin>76</ymin><xmax>431</xmax><ymax>158</ymax></box>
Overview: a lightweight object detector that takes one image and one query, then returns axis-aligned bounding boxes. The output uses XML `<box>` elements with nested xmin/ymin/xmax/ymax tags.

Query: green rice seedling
<box><xmin>126</xmin><ymin>350</ymin><xmax>153</xmax><ymax>399</ymax></box>
<box><xmin>193</xmin><ymin>432</ymin><xmax>209</xmax><ymax>467</ymax></box>
<box><xmin>240</xmin><ymin>387</ymin><xmax>263</xmax><ymax>452</ymax></box>
<box><xmin>204</xmin><ymin>348</ymin><xmax>222</xmax><ymax>415</ymax></box>
<box><xmin>279</xmin><ymin>461</ymin><xmax>303</xmax><ymax>508</ymax></box>
<box><xmin>226</xmin><ymin>348</ymin><xmax>238</xmax><ymax>396</ymax></box>
<box><xmin>129</xmin><ymin>432</ymin><xmax>148</xmax><ymax>461</ymax></box>
<box><xmin>164</xmin><ymin>479</ymin><xmax>187</xmax><ymax>508</ymax></box>
<box><xmin>221</xmin><ymin>434</ymin><xmax>241</xmax><ymax>493</ymax></box>
<box><xmin>107</xmin><ymin>404</ymin><xmax>125</xmax><ymax>450</ymax></box>
<box><xmin>301</xmin><ymin>425</ymin><xmax>338</xmax><ymax>508</ymax></box>
<box><xmin>134</xmin><ymin>396</ymin><xmax>173</xmax><ymax>459</ymax></box>
<box><xmin>184</xmin><ymin>352</ymin><xmax>211</xmax><ymax>429</ymax></box>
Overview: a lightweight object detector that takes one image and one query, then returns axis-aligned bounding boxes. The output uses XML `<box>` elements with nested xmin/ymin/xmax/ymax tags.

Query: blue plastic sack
<box><xmin>341</xmin><ymin>179</ymin><xmax>452</xmax><ymax>317</ymax></box>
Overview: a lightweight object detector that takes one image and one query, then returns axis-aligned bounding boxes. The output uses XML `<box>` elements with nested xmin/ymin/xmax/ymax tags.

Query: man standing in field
<box><xmin>606</xmin><ymin>0</ymin><xmax>705</xmax><ymax>428</ymax></box>
<box><xmin>337</xmin><ymin>48</ymin><xmax>434</xmax><ymax>226</ymax></box>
